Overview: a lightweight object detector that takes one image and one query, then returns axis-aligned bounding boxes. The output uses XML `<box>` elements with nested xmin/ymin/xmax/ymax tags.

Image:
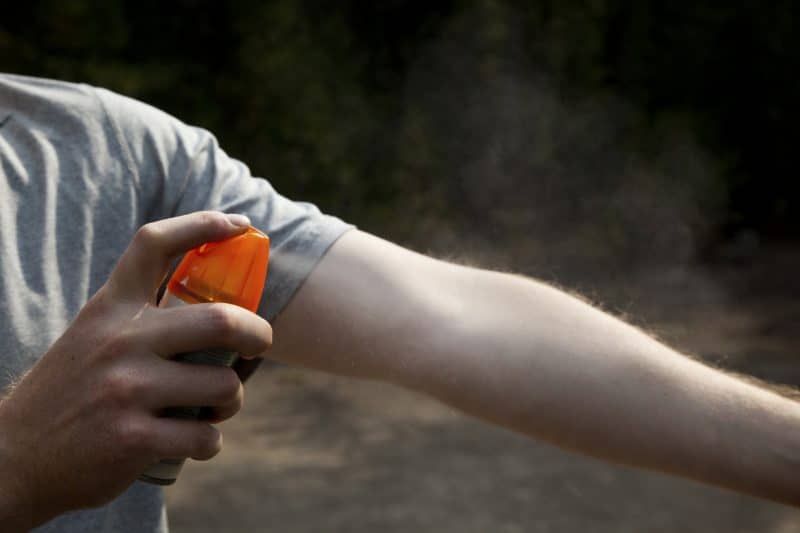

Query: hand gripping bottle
<box><xmin>139</xmin><ymin>226</ymin><xmax>270</xmax><ymax>485</ymax></box>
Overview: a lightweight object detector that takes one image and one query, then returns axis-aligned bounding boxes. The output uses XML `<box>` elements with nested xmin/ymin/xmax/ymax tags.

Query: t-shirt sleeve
<box><xmin>94</xmin><ymin>87</ymin><xmax>354</xmax><ymax>320</ymax></box>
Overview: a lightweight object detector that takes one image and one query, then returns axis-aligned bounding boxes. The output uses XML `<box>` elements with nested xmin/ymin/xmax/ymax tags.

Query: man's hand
<box><xmin>0</xmin><ymin>211</ymin><xmax>273</xmax><ymax>530</ymax></box>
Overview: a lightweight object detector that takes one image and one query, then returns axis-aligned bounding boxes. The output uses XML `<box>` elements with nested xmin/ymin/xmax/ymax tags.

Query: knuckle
<box><xmin>226</xmin><ymin>372</ymin><xmax>244</xmax><ymax>403</ymax></box>
<box><xmin>192</xmin><ymin>425</ymin><xmax>222</xmax><ymax>461</ymax></box>
<box><xmin>232</xmin><ymin>386</ymin><xmax>244</xmax><ymax>412</ymax></box>
<box><xmin>206</xmin><ymin>305</ymin><xmax>238</xmax><ymax>342</ymax></box>
<box><xmin>103</xmin><ymin>330</ymin><xmax>135</xmax><ymax>357</ymax></box>
<box><xmin>133</xmin><ymin>222</ymin><xmax>163</xmax><ymax>250</ymax></box>
<box><xmin>116</xmin><ymin>418</ymin><xmax>153</xmax><ymax>454</ymax></box>
<box><xmin>103</xmin><ymin>367</ymin><xmax>146</xmax><ymax>405</ymax></box>
<box><xmin>213</xmin><ymin>368</ymin><xmax>242</xmax><ymax>404</ymax></box>
<box><xmin>92</xmin><ymin>330</ymin><xmax>137</xmax><ymax>365</ymax></box>
<box><xmin>197</xmin><ymin>211</ymin><xmax>230</xmax><ymax>232</ymax></box>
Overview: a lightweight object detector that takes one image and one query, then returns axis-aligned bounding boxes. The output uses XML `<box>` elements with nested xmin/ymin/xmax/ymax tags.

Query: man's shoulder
<box><xmin>0</xmin><ymin>73</ymin><xmax>102</xmax><ymax>119</ymax></box>
<box><xmin>0</xmin><ymin>73</ymin><xmax>185</xmax><ymax>143</ymax></box>
<box><xmin>0</xmin><ymin>73</ymin><xmax>123</xmax><ymax>161</ymax></box>
<box><xmin>0</xmin><ymin>74</ymin><xmax>204</xmax><ymax>182</ymax></box>
<box><xmin>0</xmin><ymin>72</ymin><xmax>91</xmax><ymax>92</ymax></box>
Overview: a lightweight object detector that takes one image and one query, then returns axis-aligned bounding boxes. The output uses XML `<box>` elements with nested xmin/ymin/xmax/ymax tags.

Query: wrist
<box><xmin>700</xmin><ymin>377</ymin><xmax>800</xmax><ymax>507</ymax></box>
<box><xmin>0</xmin><ymin>484</ymin><xmax>31</xmax><ymax>533</ymax></box>
<box><xmin>734</xmin><ymin>390</ymin><xmax>800</xmax><ymax>506</ymax></box>
<box><xmin>0</xmin><ymin>402</ymin><xmax>35</xmax><ymax>531</ymax></box>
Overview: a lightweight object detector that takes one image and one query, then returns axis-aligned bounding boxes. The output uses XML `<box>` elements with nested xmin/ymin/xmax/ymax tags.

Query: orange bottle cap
<box><xmin>167</xmin><ymin>227</ymin><xmax>270</xmax><ymax>312</ymax></box>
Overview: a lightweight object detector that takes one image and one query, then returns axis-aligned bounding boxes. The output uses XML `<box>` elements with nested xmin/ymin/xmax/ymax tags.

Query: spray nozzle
<box><xmin>168</xmin><ymin>226</ymin><xmax>270</xmax><ymax>312</ymax></box>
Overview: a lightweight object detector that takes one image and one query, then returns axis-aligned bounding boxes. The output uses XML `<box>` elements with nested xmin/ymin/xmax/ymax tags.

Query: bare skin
<box><xmin>2</xmin><ymin>217</ymin><xmax>799</xmax><ymax>529</ymax></box>
<box><xmin>0</xmin><ymin>212</ymin><xmax>273</xmax><ymax>531</ymax></box>
<box><xmin>271</xmin><ymin>230</ymin><xmax>800</xmax><ymax>507</ymax></box>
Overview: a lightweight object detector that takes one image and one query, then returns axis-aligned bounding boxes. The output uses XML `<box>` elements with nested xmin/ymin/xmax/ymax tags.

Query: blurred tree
<box><xmin>0</xmin><ymin>0</ymin><xmax>797</xmax><ymax>248</ymax></box>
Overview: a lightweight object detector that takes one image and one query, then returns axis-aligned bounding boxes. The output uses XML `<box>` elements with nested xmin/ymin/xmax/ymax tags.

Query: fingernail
<box><xmin>226</xmin><ymin>213</ymin><xmax>251</xmax><ymax>227</ymax></box>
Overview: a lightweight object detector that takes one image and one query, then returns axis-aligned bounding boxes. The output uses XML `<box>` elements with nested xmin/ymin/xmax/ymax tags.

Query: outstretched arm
<box><xmin>271</xmin><ymin>230</ymin><xmax>800</xmax><ymax>507</ymax></box>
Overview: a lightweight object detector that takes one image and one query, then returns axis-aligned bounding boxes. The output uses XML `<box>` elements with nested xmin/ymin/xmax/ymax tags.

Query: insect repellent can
<box><xmin>138</xmin><ymin>226</ymin><xmax>270</xmax><ymax>485</ymax></box>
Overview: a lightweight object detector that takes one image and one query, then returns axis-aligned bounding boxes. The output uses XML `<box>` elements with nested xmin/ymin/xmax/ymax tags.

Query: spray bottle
<box><xmin>139</xmin><ymin>226</ymin><xmax>270</xmax><ymax>485</ymax></box>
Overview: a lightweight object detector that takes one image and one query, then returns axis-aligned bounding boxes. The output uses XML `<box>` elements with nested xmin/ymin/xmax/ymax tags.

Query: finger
<box><xmin>142</xmin><ymin>359</ymin><xmax>243</xmax><ymax>412</ymax></box>
<box><xmin>109</xmin><ymin>211</ymin><xmax>251</xmax><ymax>302</ymax></box>
<box><xmin>147</xmin><ymin>417</ymin><xmax>223</xmax><ymax>461</ymax></box>
<box><xmin>203</xmin><ymin>391</ymin><xmax>245</xmax><ymax>424</ymax></box>
<box><xmin>145</xmin><ymin>303</ymin><xmax>273</xmax><ymax>359</ymax></box>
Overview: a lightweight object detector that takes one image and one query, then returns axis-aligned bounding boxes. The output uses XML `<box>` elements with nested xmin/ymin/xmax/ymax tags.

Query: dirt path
<box><xmin>166</xmin><ymin>247</ymin><xmax>800</xmax><ymax>532</ymax></box>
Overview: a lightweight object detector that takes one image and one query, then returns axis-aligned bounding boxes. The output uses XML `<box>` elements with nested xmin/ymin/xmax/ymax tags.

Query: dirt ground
<box><xmin>166</xmin><ymin>245</ymin><xmax>800</xmax><ymax>532</ymax></box>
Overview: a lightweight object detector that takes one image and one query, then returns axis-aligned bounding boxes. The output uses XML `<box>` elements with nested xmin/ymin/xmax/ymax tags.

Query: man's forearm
<box><xmin>0</xmin><ymin>485</ymin><xmax>32</xmax><ymax>532</ymax></box>
<box><xmin>400</xmin><ymin>270</ymin><xmax>800</xmax><ymax>506</ymax></box>
<box><xmin>272</xmin><ymin>230</ymin><xmax>800</xmax><ymax>506</ymax></box>
<box><xmin>0</xmin><ymin>403</ymin><xmax>35</xmax><ymax>531</ymax></box>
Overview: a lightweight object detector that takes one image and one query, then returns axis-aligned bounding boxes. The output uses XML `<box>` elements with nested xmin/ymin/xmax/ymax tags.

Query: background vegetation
<box><xmin>2</xmin><ymin>0</ymin><xmax>797</xmax><ymax>275</ymax></box>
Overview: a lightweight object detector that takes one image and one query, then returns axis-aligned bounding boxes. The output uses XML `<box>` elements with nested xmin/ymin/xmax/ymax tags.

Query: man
<box><xmin>0</xmin><ymin>73</ymin><xmax>797</xmax><ymax>532</ymax></box>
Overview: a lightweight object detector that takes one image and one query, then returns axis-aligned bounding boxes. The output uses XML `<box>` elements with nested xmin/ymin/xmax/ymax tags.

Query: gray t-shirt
<box><xmin>0</xmin><ymin>73</ymin><xmax>352</xmax><ymax>532</ymax></box>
